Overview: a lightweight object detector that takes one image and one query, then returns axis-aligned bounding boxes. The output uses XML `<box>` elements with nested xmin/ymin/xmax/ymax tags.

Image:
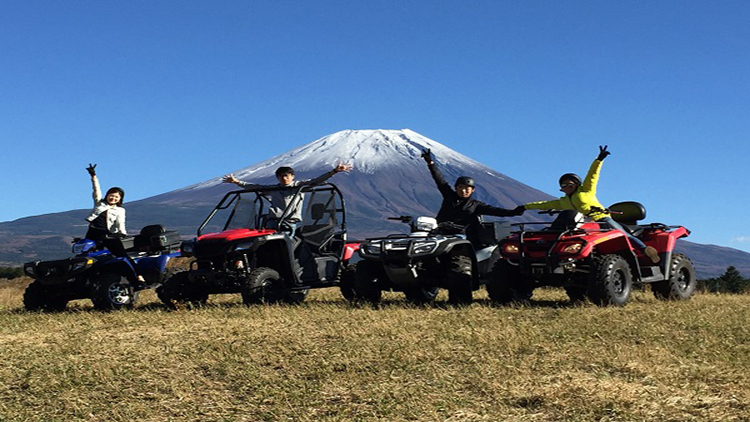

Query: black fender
<box><xmin>241</xmin><ymin>234</ymin><xmax>298</xmax><ymax>285</ymax></box>
<box><xmin>91</xmin><ymin>259</ymin><xmax>138</xmax><ymax>284</ymax></box>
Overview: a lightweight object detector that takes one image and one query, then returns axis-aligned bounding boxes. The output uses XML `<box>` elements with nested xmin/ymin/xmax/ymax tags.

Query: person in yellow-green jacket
<box><xmin>517</xmin><ymin>146</ymin><xmax>660</xmax><ymax>263</ymax></box>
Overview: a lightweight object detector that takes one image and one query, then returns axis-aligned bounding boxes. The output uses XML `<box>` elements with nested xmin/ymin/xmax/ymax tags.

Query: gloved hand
<box><xmin>597</xmin><ymin>145</ymin><xmax>610</xmax><ymax>161</ymax></box>
<box><xmin>86</xmin><ymin>163</ymin><xmax>97</xmax><ymax>176</ymax></box>
<box><xmin>421</xmin><ymin>148</ymin><xmax>434</xmax><ymax>164</ymax></box>
<box><xmin>512</xmin><ymin>205</ymin><xmax>526</xmax><ymax>216</ymax></box>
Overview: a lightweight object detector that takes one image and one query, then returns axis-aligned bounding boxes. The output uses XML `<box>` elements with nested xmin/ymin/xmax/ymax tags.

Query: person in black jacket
<box><xmin>421</xmin><ymin>149</ymin><xmax>524</xmax><ymax>235</ymax></box>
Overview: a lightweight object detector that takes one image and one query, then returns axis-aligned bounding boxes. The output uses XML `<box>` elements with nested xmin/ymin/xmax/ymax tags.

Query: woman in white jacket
<box><xmin>83</xmin><ymin>164</ymin><xmax>144</xmax><ymax>281</ymax></box>
<box><xmin>85</xmin><ymin>163</ymin><xmax>127</xmax><ymax>241</ymax></box>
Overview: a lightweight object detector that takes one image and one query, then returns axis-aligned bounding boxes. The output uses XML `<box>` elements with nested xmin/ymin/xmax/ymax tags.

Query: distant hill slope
<box><xmin>2</xmin><ymin>129</ymin><xmax>748</xmax><ymax>278</ymax></box>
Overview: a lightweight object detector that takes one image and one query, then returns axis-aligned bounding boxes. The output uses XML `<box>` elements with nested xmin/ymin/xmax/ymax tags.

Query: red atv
<box><xmin>487</xmin><ymin>202</ymin><xmax>696</xmax><ymax>306</ymax></box>
<box><xmin>158</xmin><ymin>183</ymin><xmax>360</xmax><ymax>307</ymax></box>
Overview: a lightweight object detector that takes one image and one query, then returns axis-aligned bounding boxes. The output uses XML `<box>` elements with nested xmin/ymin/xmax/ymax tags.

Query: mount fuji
<box><xmin>148</xmin><ymin>129</ymin><xmax>553</xmax><ymax>235</ymax></box>
<box><xmin>2</xmin><ymin>129</ymin><xmax>750</xmax><ymax>279</ymax></box>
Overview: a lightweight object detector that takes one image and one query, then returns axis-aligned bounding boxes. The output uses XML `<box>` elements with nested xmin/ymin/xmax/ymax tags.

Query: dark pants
<box><xmin>86</xmin><ymin>227</ymin><xmax>140</xmax><ymax>274</ymax></box>
<box><xmin>598</xmin><ymin>217</ymin><xmax>647</xmax><ymax>250</ymax></box>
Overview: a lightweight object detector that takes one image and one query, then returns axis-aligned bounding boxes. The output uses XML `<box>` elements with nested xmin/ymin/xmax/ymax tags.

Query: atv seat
<box><xmin>607</xmin><ymin>201</ymin><xmax>647</xmax><ymax>237</ymax></box>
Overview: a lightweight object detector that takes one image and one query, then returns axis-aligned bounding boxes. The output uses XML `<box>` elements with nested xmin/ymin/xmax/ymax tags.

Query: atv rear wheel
<box><xmin>404</xmin><ymin>286</ymin><xmax>439</xmax><ymax>305</ymax></box>
<box><xmin>487</xmin><ymin>260</ymin><xmax>533</xmax><ymax>304</ymax></box>
<box><xmin>353</xmin><ymin>260</ymin><xmax>384</xmax><ymax>304</ymax></box>
<box><xmin>241</xmin><ymin>267</ymin><xmax>286</xmax><ymax>305</ymax></box>
<box><xmin>157</xmin><ymin>270</ymin><xmax>208</xmax><ymax>310</ymax></box>
<box><xmin>651</xmin><ymin>253</ymin><xmax>696</xmax><ymax>300</ymax></box>
<box><xmin>586</xmin><ymin>254</ymin><xmax>632</xmax><ymax>306</ymax></box>
<box><xmin>446</xmin><ymin>255</ymin><xmax>473</xmax><ymax>305</ymax></box>
<box><xmin>23</xmin><ymin>280</ymin><xmax>68</xmax><ymax>312</ymax></box>
<box><xmin>91</xmin><ymin>273</ymin><xmax>138</xmax><ymax>311</ymax></box>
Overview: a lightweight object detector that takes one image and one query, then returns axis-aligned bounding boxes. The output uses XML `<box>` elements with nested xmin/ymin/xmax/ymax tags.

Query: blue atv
<box><xmin>22</xmin><ymin>225</ymin><xmax>181</xmax><ymax>311</ymax></box>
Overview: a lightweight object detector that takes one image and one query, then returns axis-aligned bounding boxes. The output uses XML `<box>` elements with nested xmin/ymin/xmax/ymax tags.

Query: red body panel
<box><xmin>641</xmin><ymin>226</ymin><xmax>689</xmax><ymax>253</ymax></box>
<box><xmin>197</xmin><ymin>228</ymin><xmax>276</xmax><ymax>242</ymax></box>
<box><xmin>343</xmin><ymin>243</ymin><xmax>361</xmax><ymax>261</ymax></box>
<box><xmin>501</xmin><ymin>225</ymin><xmax>690</xmax><ymax>260</ymax></box>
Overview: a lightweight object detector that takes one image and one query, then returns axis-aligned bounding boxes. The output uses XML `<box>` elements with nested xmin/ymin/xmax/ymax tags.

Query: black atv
<box><xmin>354</xmin><ymin>216</ymin><xmax>511</xmax><ymax>305</ymax></box>
<box><xmin>23</xmin><ymin>225</ymin><xmax>181</xmax><ymax>311</ymax></box>
<box><xmin>158</xmin><ymin>183</ymin><xmax>360</xmax><ymax>308</ymax></box>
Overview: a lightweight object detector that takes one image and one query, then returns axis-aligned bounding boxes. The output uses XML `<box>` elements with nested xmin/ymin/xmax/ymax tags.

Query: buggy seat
<box><xmin>297</xmin><ymin>203</ymin><xmax>338</xmax><ymax>255</ymax></box>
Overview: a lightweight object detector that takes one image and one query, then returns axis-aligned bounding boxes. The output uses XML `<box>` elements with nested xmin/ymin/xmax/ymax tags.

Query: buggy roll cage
<box><xmin>196</xmin><ymin>183</ymin><xmax>347</xmax><ymax>237</ymax></box>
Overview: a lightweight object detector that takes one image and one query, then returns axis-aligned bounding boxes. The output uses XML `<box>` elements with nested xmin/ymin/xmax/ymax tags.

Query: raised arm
<box><xmin>475</xmin><ymin>202</ymin><xmax>525</xmax><ymax>217</ymax></box>
<box><xmin>303</xmin><ymin>161</ymin><xmax>353</xmax><ymax>186</ymax></box>
<box><xmin>87</xmin><ymin>164</ymin><xmax>102</xmax><ymax>203</ymax></box>
<box><xmin>581</xmin><ymin>145</ymin><xmax>609</xmax><ymax>194</ymax></box>
<box><xmin>422</xmin><ymin>149</ymin><xmax>454</xmax><ymax>198</ymax></box>
<box><xmin>524</xmin><ymin>198</ymin><xmax>569</xmax><ymax>211</ymax></box>
<box><xmin>222</xmin><ymin>173</ymin><xmax>264</xmax><ymax>189</ymax></box>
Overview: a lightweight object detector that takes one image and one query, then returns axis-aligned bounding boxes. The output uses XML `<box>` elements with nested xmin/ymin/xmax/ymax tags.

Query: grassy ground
<box><xmin>0</xmin><ymin>277</ymin><xmax>748</xmax><ymax>421</ymax></box>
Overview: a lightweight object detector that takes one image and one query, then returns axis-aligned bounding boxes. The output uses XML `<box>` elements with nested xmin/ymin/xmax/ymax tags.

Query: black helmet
<box><xmin>454</xmin><ymin>176</ymin><xmax>475</xmax><ymax>188</ymax></box>
<box><xmin>558</xmin><ymin>173</ymin><xmax>581</xmax><ymax>186</ymax></box>
<box><xmin>106</xmin><ymin>187</ymin><xmax>125</xmax><ymax>206</ymax></box>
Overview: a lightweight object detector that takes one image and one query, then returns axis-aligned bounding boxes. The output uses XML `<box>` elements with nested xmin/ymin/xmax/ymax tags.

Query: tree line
<box><xmin>698</xmin><ymin>266</ymin><xmax>749</xmax><ymax>294</ymax></box>
<box><xmin>0</xmin><ymin>266</ymin><xmax>24</xmax><ymax>279</ymax></box>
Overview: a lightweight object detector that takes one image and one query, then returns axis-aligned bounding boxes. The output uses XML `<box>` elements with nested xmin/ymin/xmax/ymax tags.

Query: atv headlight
<box><xmin>411</xmin><ymin>240</ymin><xmax>437</xmax><ymax>255</ymax></box>
<box><xmin>560</xmin><ymin>242</ymin><xmax>584</xmax><ymax>255</ymax></box>
<box><xmin>71</xmin><ymin>258</ymin><xmax>94</xmax><ymax>272</ymax></box>
<box><xmin>414</xmin><ymin>216</ymin><xmax>438</xmax><ymax>232</ymax></box>
<box><xmin>361</xmin><ymin>242</ymin><xmax>382</xmax><ymax>256</ymax></box>
<box><xmin>502</xmin><ymin>243</ymin><xmax>520</xmax><ymax>255</ymax></box>
<box><xmin>234</xmin><ymin>241</ymin><xmax>255</xmax><ymax>252</ymax></box>
<box><xmin>24</xmin><ymin>266</ymin><xmax>35</xmax><ymax>276</ymax></box>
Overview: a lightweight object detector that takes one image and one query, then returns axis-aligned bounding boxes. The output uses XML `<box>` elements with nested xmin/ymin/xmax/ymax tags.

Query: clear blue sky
<box><xmin>2</xmin><ymin>1</ymin><xmax>749</xmax><ymax>252</ymax></box>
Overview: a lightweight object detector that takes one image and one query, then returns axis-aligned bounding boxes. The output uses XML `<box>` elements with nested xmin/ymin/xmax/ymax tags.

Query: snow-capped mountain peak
<box><xmin>185</xmin><ymin>129</ymin><xmax>491</xmax><ymax>191</ymax></box>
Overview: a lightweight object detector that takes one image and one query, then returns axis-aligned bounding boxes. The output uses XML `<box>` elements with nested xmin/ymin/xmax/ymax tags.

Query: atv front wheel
<box><xmin>487</xmin><ymin>260</ymin><xmax>533</xmax><ymax>304</ymax></box>
<box><xmin>651</xmin><ymin>253</ymin><xmax>696</xmax><ymax>300</ymax></box>
<box><xmin>353</xmin><ymin>260</ymin><xmax>384</xmax><ymax>304</ymax></box>
<box><xmin>339</xmin><ymin>263</ymin><xmax>357</xmax><ymax>302</ymax></box>
<box><xmin>446</xmin><ymin>255</ymin><xmax>473</xmax><ymax>305</ymax></box>
<box><xmin>157</xmin><ymin>270</ymin><xmax>208</xmax><ymax>310</ymax></box>
<box><xmin>587</xmin><ymin>254</ymin><xmax>633</xmax><ymax>306</ymax></box>
<box><xmin>91</xmin><ymin>273</ymin><xmax>138</xmax><ymax>311</ymax></box>
<box><xmin>23</xmin><ymin>280</ymin><xmax>68</xmax><ymax>312</ymax></box>
<box><xmin>241</xmin><ymin>267</ymin><xmax>286</xmax><ymax>305</ymax></box>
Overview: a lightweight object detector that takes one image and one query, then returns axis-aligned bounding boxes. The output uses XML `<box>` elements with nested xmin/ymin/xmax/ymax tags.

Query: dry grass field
<box><xmin>0</xmin><ymin>277</ymin><xmax>748</xmax><ymax>421</ymax></box>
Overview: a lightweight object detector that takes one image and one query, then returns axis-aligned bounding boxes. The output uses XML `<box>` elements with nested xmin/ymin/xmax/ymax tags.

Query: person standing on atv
<box><xmin>518</xmin><ymin>146</ymin><xmax>660</xmax><ymax>263</ymax></box>
<box><xmin>421</xmin><ymin>149</ymin><xmax>523</xmax><ymax>236</ymax></box>
<box><xmin>222</xmin><ymin>162</ymin><xmax>352</xmax><ymax>232</ymax></box>
<box><xmin>84</xmin><ymin>164</ymin><xmax>144</xmax><ymax>280</ymax></box>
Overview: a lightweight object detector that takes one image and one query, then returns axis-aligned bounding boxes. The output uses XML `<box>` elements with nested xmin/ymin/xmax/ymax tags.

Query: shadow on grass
<box><xmin>5</xmin><ymin>292</ymin><xmax>594</xmax><ymax>315</ymax></box>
